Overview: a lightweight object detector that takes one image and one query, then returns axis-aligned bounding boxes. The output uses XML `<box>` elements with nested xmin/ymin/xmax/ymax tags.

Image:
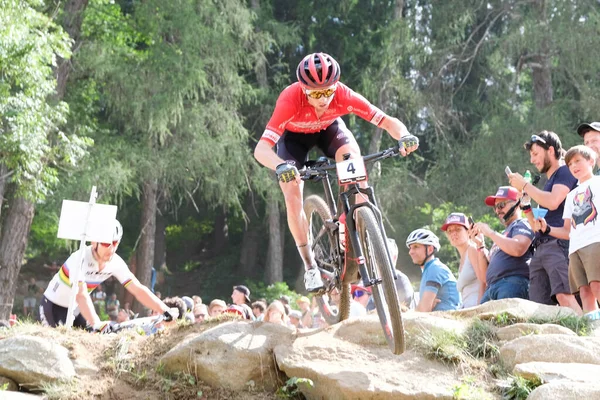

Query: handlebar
<box><xmin>300</xmin><ymin>146</ymin><xmax>400</xmax><ymax>180</ymax></box>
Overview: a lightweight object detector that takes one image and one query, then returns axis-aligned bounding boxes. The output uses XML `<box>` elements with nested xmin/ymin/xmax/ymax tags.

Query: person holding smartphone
<box><xmin>509</xmin><ymin>131</ymin><xmax>581</xmax><ymax>314</ymax></box>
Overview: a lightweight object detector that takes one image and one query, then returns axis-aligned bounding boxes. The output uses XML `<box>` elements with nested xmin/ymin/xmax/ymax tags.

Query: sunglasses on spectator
<box><xmin>530</xmin><ymin>134</ymin><xmax>547</xmax><ymax>144</ymax></box>
<box><xmin>99</xmin><ymin>240</ymin><xmax>120</xmax><ymax>248</ymax></box>
<box><xmin>305</xmin><ymin>87</ymin><xmax>336</xmax><ymax>99</ymax></box>
<box><xmin>353</xmin><ymin>289</ymin><xmax>371</xmax><ymax>298</ymax></box>
<box><xmin>494</xmin><ymin>201</ymin><xmax>511</xmax><ymax>211</ymax></box>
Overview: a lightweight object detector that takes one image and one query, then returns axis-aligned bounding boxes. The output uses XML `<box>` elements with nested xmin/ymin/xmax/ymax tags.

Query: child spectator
<box><xmin>296</xmin><ymin>296</ymin><xmax>314</xmax><ymax>328</ymax></box>
<box><xmin>534</xmin><ymin>145</ymin><xmax>600</xmax><ymax>317</ymax></box>
<box><xmin>251</xmin><ymin>301</ymin><xmax>267</xmax><ymax>321</ymax></box>
<box><xmin>208</xmin><ymin>299</ymin><xmax>227</xmax><ymax>316</ymax></box>
<box><xmin>288</xmin><ymin>310</ymin><xmax>303</xmax><ymax>328</ymax></box>
<box><xmin>263</xmin><ymin>300</ymin><xmax>287</xmax><ymax>326</ymax></box>
<box><xmin>194</xmin><ymin>304</ymin><xmax>208</xmax><ymax>323</ymax></box>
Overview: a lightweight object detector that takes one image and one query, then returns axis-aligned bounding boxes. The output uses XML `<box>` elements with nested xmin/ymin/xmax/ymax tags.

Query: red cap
<box><xmin>485</xmin><ymin>186</ymin><xmax>520</xmax><ymax>206</ymax></box>
<box><xmin>441</xmin><ymin>213</ymin><xmax>471</xmax><ymax>231</ymax></box>
<box><xmin>351</xmin><ymin>284</ymin><xmax>372</xmax><ymax>295</ymax></box>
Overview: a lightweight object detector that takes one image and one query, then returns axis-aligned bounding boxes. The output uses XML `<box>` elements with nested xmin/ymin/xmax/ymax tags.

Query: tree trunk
<box><xmin>0</xmin><ymin>163</ymin><xmax>8</xmax><ymax>218</ymax></box>
<box><xmin>0</xmin><ymin>196</ymin><xmax>35</xmax><ymax>319</ymax></box>
<box><xmin>133</xmin><ymin>179</ymin><xmax>157</xmax><ymax>314</ymax></box>
<box><xmin>212</xmin><ymin>207</ymin><xmax>229</xmax><ymax>255</ymax></box>
<box><xmin>239</xmin><ymin>194</ymin><xmax>260</xmax><ymax>276</ymax></box>
<box><xmin>251</xmin><ymin>0</ymin><xmax>285</xmax><ymax>282</ymax></box>
<box><xmin>55</xmin><ymin>0</ymin><xmax>90</xmax><ymax>99</ymax></box>
<box><xmin>530</xmin><ymin>0</ymin><xmax>552</xmax><ymax>109</ymax></box>
<box><xmin>0</xmin><ymin>0</ymin><xmax>89</xmax><ymax>320</ymax></box>
<box><xmin>265</xmin><ymin>192</ymin><xmax>284</xmax><ymax>283</ymax></box>
<box><xmin>154</xmin><ymin>207</ymin><xmax>167</xmax><ymax>270</ymax></box>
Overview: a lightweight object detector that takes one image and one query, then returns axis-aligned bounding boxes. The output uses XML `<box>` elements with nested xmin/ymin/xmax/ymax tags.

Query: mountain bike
<box><xmin>301</xmin><ymin>136</ymin><xmax>416</xmax><ymax>355</ymax></box>
<box><xmin>90</xmin><ymin>313</ymin><xmax>168</xmax><ymax>335</ymax></box>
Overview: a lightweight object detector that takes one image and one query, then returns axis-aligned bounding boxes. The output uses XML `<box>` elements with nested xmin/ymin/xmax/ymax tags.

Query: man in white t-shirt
<box><xmin>534</xmin><ymin>145</ymin><xmax>600</xmax><ymax>317</ymax></box>
<box><xmin>40</xmin><ymin>220</ymin><xmax>177</xmax><ymax>331</ymax></box>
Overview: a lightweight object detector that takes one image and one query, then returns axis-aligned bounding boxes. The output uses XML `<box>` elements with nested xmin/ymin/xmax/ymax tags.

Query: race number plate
<box><xmin>336</xmin><ymin>158</ymin><xmax>367</xmax><ymax>184</ymax></box>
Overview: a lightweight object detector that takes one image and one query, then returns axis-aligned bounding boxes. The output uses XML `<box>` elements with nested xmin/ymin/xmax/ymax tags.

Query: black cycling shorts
<box><xmin>276</xmin><ymin>118</ymin><xmax>354</xmax><ymax>167</ymax></box>
<box><xmin>39</xmin><ymin>295</ymin><xmax>87</xmax><ymax>328</ymax></box>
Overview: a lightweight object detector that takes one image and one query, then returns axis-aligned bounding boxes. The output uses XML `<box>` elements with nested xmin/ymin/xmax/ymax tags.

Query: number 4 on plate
<box><xmin>336</xmin><ymin>158</ymin><xmax>367</xmax><ymax>184</ymax></box>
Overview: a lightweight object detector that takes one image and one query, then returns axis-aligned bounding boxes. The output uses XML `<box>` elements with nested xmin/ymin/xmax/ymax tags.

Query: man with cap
<box><xmin>349</xmin><ymin>284</ymin><xmax>371</xmax><ymax>316</ymax></box>
<box><xmin>509</xmin><ymin>131</ymin><xmax>581</xmax><ymax>312</ymax></box>
<box><xmin>473</xmin><ymin>186</ymin><xmax>534</xmax><ymax>303</ymax></box>
<box><xmin>230</xmin><ymin>285</ymin><xmax>254</xmax><ymax>320</ymax></box>
<box><xmin>577</xmin><ymin>122</ymin><xmax>600</xmax><ymax>173</ymax></box>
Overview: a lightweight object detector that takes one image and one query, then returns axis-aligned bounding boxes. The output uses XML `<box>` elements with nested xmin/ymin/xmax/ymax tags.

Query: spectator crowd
<box><xmin>3</xmin><ymin>122</ymin><xmax>600</xmax><ymax>331</ymax></box>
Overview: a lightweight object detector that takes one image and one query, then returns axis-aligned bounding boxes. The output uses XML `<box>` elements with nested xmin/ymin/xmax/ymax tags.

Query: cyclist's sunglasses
<box><xmin>99</xmin><ymin>240</ymin><xmax>120</xmax><ymax>248</ymax></box>
<box><xmin>353</xmin><ymin>289</ymin><xmax>371</xmax><ymax>298</ymax></box>
<box><xmin>305</xmin><ymin>87</ymin><xmax>336</xmax><ymax>99</ymax></box>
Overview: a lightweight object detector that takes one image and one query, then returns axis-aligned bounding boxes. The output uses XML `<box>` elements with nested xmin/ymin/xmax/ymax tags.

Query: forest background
<box><xmin>1</xmin><ymin>0</ymin><xmax>599</xmax><ymax>318</ymax></box>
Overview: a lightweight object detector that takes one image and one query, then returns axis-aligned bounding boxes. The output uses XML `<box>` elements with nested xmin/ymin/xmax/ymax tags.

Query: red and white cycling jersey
<box><xmin>44</xmin><ymin>246</ymin><xmax>134</xmax><ymax>308</ymax></box>
<box><xmin>261</xmin><ymin>82</ymin><xmax>386</xmax><ymax>146</ymax></box>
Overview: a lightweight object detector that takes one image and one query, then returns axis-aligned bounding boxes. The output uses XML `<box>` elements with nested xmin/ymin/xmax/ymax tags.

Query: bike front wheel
<box><xmin>355</xmin><ymin>207</ymin><xmax>405</xmax><ymax>355</ymax></box>
<box><xmin>304</xmin><ymin>195</ymin><xmax>350</xmax><ymax>325</ymax></box>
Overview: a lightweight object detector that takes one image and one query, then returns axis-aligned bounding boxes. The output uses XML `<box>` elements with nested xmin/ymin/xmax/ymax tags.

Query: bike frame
<box><xmin>308</xmin><ymin>152</ymin><xmax>398</xmax><ymax>289</ymax></box>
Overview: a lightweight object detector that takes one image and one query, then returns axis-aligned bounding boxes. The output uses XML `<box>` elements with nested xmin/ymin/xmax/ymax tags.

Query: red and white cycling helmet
<box><xmin>296</xmin><ymin>52</ymin><xmax>341</xmax><ymax>89</ymax></box>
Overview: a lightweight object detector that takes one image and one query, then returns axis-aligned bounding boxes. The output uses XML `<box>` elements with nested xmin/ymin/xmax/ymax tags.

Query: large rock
<box><xmin>0</xmin><ymin>336</ymin><xmax>75</xmax><ymax>387</ymax></box>
<box><xmin>500</xmin><ymin>334</ymin><xmax>600</xmax><ymax>369</ymax></box>
<box><xmin>514</xmin><ymin>361</ymin><xmax>600</xmax><ymax>384</ymax></box>
<box><xmin>1</xmin><ymin>393</ymin><xmax>47</xmax><ymax>399</ymax></box>
<box><xmin>0</xmin><ymin>375</ymin><xmax>18</xmax><ymax>391</ymax></box>
<box><xmin>496</xmin><ymin>323</ymin><xmax>576</xmax><ymax>341</ymax></box>
<box><xmin>160</xmin><ymin>321</ymin><xmax>295</xmax><ymax>391</ymax></box>
<box><xmin>447</xmin><ymin>298</ymin><xmax>577</xmax><ymax>321</ymax></box>
<box><xmin>527</xmin><ymin>381</ymin><xmax>600</xmax><ymax>400</ymax></box>
<box><xmin>332</xmin><ymin>313</ymin><xmax>467</xmax><ymax>348</ymax></box>
<box><xmin>275</xmin><ymin>317</ymin><xmax>466</xmax><ymax>400</ymax></box>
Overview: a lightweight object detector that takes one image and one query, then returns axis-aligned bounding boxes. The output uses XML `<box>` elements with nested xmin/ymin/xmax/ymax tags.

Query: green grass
<box><xmin>464</xmin><ymin>319</ymin><xmax>499</xmax><ymax>360</ymax></box>
<box><xmin>502</xmin><ymin>375</ymin><xmax>542</xmax><ymax>400</ymax></box>
<box><xmin>452</xmin><ymin>376</ymin><xmax>494</xmax><ymax>400</ymax></box>
<box><xmin>414</xmin><ymin>329</ymin><xmax>471</xmax><ymax>366</ymax></box>
<box><xmin>276</xmin><ymin>377</ymin><xmax>313</xmax><ymax>400</ymax></box>
<box><xmin>526</xmin><ymin>314</ymin><xmax>592</xmax><ymax>336</ymax></box>
<box><xmin>492</xmin><ymin>312</ymin><xmax>522</xmax><ymax>327</ymax></box>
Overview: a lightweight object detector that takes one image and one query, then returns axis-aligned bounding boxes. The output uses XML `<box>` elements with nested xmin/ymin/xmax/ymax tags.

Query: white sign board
<box><xmin>336</xmin><ymin>158</ymin><xmax>367</xmax><ymax>184</ymax></box>
<box><xmin>57</xmin><ymin>200</ymin><xmax>118</xmax><ymax>243</ymax></box>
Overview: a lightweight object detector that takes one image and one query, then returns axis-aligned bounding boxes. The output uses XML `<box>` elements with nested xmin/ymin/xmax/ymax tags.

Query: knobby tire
<box><xmin>304</xmin><ymin>195</ymin><xmax>350</xmax><ymax>325</ymax></box>
<box><xmin>356</xmin><ymin>207</ymin><xmax>405</xmax><ymax>354</ymax></box>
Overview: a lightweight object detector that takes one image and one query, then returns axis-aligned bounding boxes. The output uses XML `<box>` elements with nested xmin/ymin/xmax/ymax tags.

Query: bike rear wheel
<box><xmin>304</xmin><ymin>195</ymin><xmax>350</xmax><ymax>325</ymax></box>
<box><xmin>355</xmin><ymin>207</ymin><xmax>405</xmax><ymax>354</ymax></box>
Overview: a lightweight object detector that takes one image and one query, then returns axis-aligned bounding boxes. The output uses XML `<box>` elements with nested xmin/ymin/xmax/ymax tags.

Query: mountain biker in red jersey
<box><xmin>254</xmin><ymin>52</ymin><xmax>419</xmax><ymax>293</ymax></box>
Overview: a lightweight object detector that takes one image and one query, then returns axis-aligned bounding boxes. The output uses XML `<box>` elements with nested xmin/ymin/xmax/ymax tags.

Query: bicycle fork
<box><xmin>341</xmin><ymin>186</ymin><xmax>398</xmax><ymax>289</ymax></box>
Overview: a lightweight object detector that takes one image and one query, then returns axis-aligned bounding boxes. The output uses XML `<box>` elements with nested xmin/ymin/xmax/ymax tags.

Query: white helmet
<box><xmin>406</xmin><ymin>228</ymin><xmax>440</xmax><ymax>251</ymax></box>
<box><xmin>113</xmin><ymin>220</ymin><xmax>123</xmax><ymax>242</ymax></box>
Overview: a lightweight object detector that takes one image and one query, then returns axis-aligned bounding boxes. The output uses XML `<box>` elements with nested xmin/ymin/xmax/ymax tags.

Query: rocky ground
<box><xmin>2</xmin><ymin>299</ymin><xmax>600</xmax><ymax>400</ymax></box>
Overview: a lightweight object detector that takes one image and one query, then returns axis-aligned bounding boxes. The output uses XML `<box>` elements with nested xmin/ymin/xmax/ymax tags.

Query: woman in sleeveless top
<box><xmin>441</xmin><ymin>213</ymin><xmax>486</xmax><ymax>308</ymax></box>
